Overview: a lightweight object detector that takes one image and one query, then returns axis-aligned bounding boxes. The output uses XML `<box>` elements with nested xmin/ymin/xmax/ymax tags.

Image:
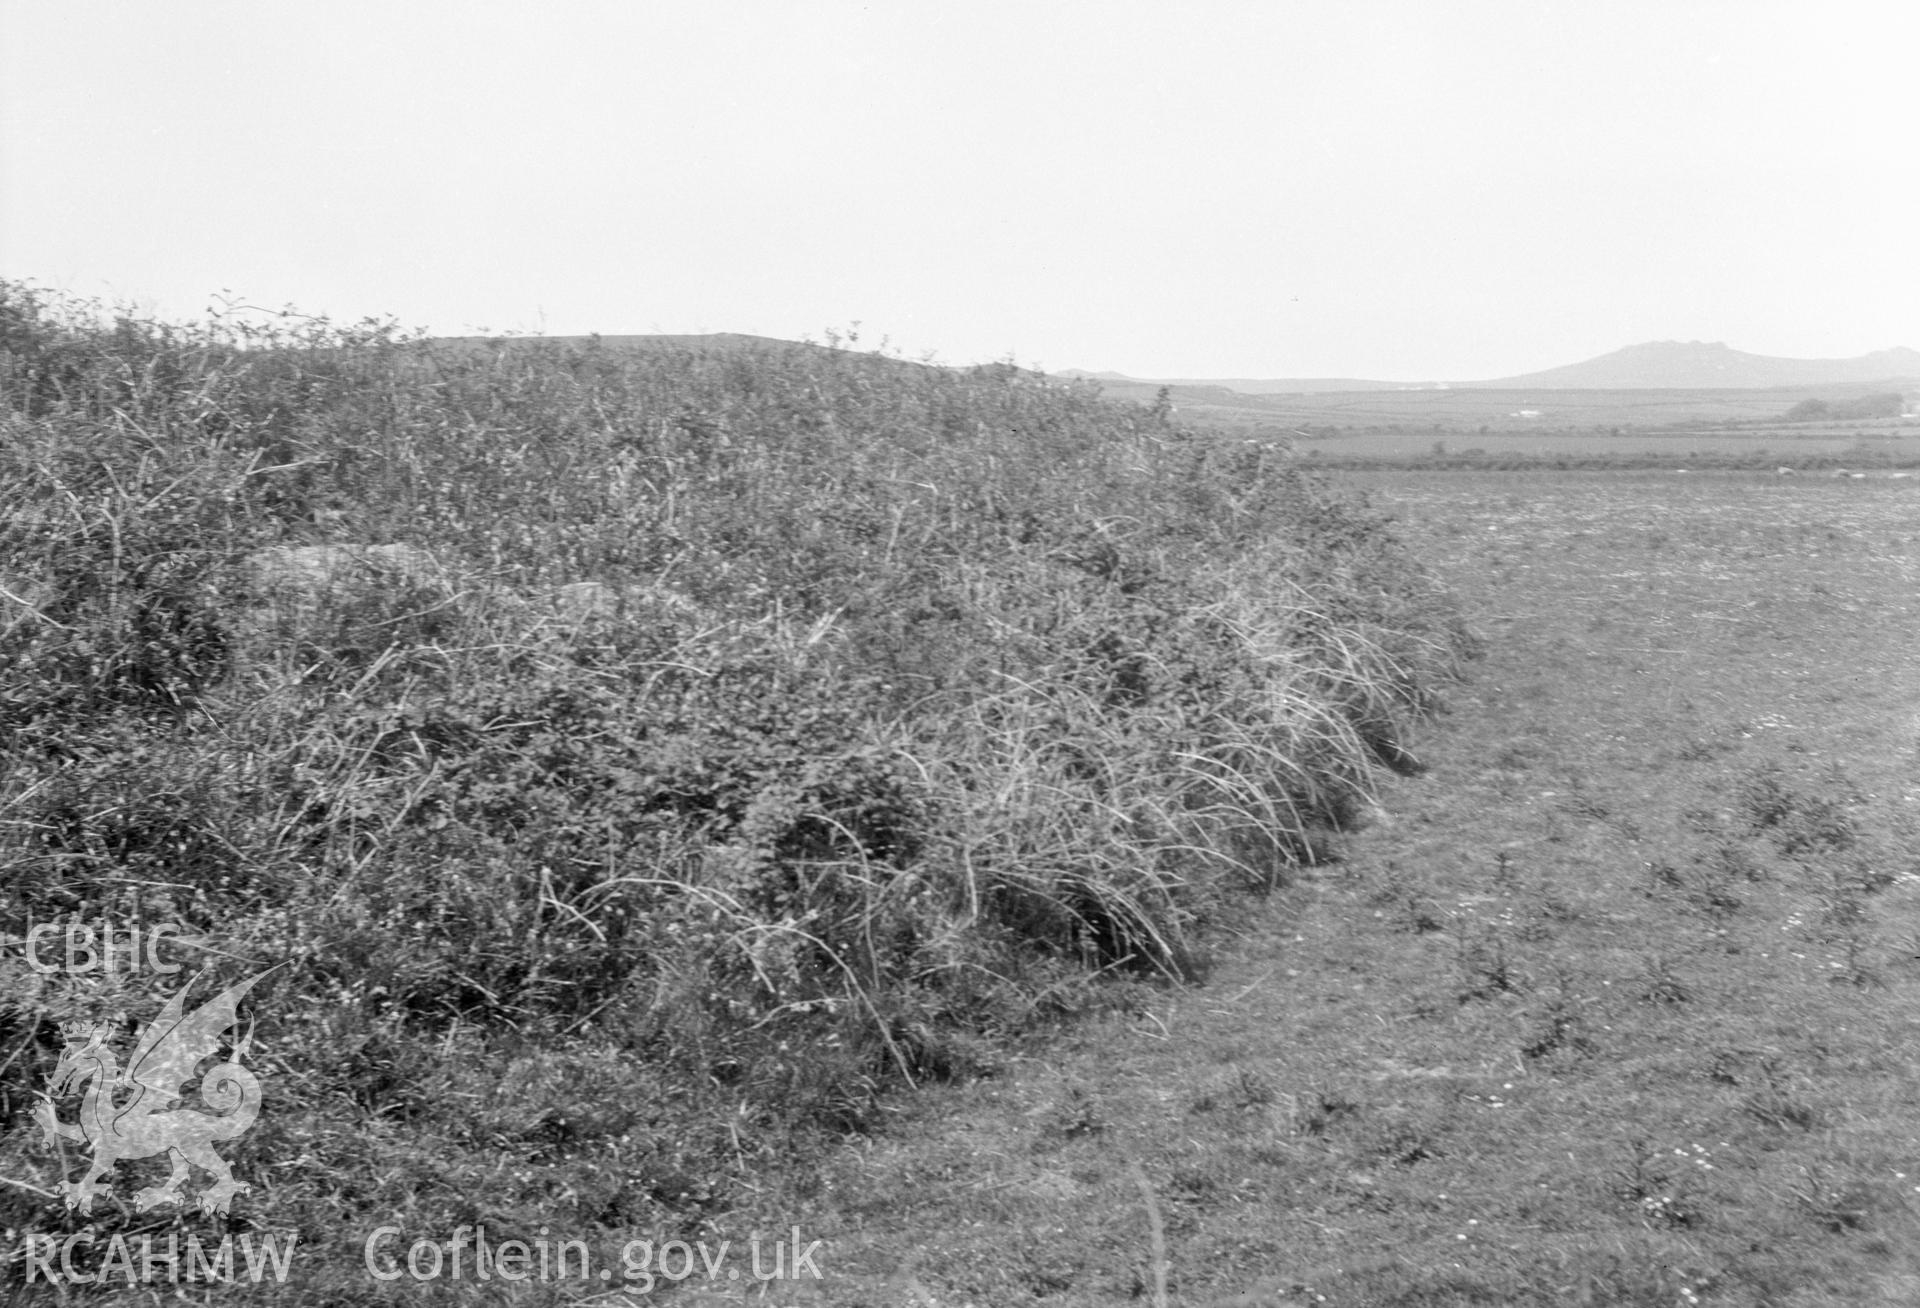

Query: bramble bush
<box><xmin>0</xmin><ymin>281</ymin><xmax>1473</xmax><ymax>1276</ymax></box>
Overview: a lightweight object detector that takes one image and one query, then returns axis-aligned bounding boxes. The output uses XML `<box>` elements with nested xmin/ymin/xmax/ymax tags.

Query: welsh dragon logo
<box><xmin>35</xmin><ymin>968</ymin><xmax>275</xmax><ymax>1216</ymax></box>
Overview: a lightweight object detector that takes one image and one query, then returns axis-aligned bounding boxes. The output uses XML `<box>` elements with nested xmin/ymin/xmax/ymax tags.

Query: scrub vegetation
<box><xmin>0</xmin><ymin>282</ymin><xmax>1471</xmax><ymax>1299</ymax></box>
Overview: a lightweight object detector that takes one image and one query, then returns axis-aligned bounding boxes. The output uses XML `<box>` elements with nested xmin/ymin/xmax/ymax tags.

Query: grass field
<box><xmin>742</xmin><ymin>469</ymin><xmax>1920</xmax><ymax>1306</ymax></box>
<box><xmin>1085</xmin><ymin>376</ymin><xmax>1920</xmax><ymax>439</ymax></box>
<box><xmin>1303</xmin><ymin>432</ymin><xmax>1911</xmax><ymax>462</ymax></box>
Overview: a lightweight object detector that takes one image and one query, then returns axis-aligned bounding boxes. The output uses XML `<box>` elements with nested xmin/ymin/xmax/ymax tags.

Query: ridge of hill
<box><xmin>1474</xmin><ymin>340</ymin><xmax>1920</xmax><ymax>390</ymax></box>
<box><xmin>1059</xmin><ymin>343</ymin><xmax>1920</xmax><ymax>395</ymax></box>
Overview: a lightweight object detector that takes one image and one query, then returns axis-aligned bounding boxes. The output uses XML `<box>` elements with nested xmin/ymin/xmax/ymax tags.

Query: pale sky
<box><xmin>4</xmin><ymin>1</ymin><xmax>1914</xmax><ymax>380</ymax></box>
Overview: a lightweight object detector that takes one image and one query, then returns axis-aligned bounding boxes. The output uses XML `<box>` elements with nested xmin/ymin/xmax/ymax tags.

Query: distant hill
<box><xmin>1060</xmin><ymin>343</ymin><xmax>1920</xmax><ymax>394</ymax></box>
<box><xmin>1470</xmin><ymin>341</ymin><xmax>1920</xmax><ymax>390</ymax></box>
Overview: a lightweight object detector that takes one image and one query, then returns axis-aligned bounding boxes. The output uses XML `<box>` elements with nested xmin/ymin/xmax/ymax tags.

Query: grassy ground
<box><xmin>746</xmin><ymin>470</ymin><xmax>1920</xmax><ymax>1306</ymax></box>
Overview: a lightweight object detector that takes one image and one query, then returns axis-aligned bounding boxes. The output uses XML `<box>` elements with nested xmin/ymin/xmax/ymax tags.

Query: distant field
<box><xmin>1086</xmin><ymin>376</ymin><xmax>1919</xmax><ymax>435</ymax></box>
<box><xmin>1287</xmin><ymin>432</ymin><xmax>1920</xmax><ymax>470</ymax></box>
<box><xmin>1302</xmin><ymin>431</ymin><xmax>1889</xmax><ymax>460</ymax></box>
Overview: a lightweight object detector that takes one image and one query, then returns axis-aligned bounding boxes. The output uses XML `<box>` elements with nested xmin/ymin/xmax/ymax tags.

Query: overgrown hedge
<box><xmin>0</xmin><ymin>282</ymin><xmax>1474</xmax><ymax>1283</ymax></box>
